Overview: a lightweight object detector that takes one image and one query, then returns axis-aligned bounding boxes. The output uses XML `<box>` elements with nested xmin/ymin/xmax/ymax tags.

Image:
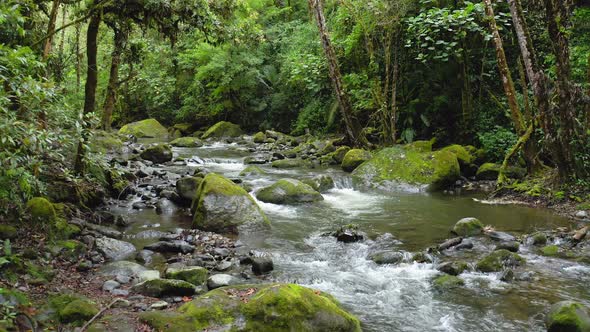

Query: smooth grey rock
<box><xmin>103</xmin><ymin>280</ymin><xmax>120</xmax><ymax>292</ymax></box>
<box><xmin>144</xmin><ymin>240</ymin><xmax>195</xmax><ymax>254</ymax></box>
<box><xmin>207</xmin><ymin>274</ymin><xmax>240</xmax><ymax>290</ymax></box>
<box><xmin>95</xmin><ymin>237</ymin><xmax>137</xmax><ymax>261</ymax></box>
<box><xmin>251</xmin><ymin>257</ymin><xmax>274</xmax><ymax>275</ymax></box>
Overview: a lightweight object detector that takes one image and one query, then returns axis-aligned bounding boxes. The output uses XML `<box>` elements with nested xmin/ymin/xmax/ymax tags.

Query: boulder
<box><xmin>251</xmin><ymin>257</ymin><xmax>274</xmax><ymax>275</ymax></box>
<box><xmin>271</xmin><ymin>158</ymin><xmax>311</xmax><ymax>169</ymax></box>
<box><xmin>118</xmin><ymin>119</ymin><xmax>168</xmax><ymax>138</ymax></box>
<box><xmin>192</xmin><ymin>173</ymin><xmax>269</xmax><ymax>233</ymax></box>
<box><xmin>433</xmin><ymin>275</ymin><xmax>464</xmax><ymax>291</ymax></box>
<box><xmin>437</xmin><ymin>261</ymin><xmax>468</xmax><ymax>276</ymax></box>
<box><xmin>476</xmin><ymin>249</ymin><xmax>525</xmax><ymax>272</ymax></box>
<box><xmin>486</xmin><ymin>231</ymin><xmax>516</xmax><ymax>242</ymax></box>
<box><xmin>99</xmin><ymin>261</ymin><xmax>150</xmax><ymax>278</ymax></box>
<box><xmin>140</xmin><ymin>144</ymin><xmax>173</xmax><ymax>164</ymax></box>
<box><xmin>239</xmin><ymin>165</ymin><xmax>266</xmax><ymax>177</ymax></box>
<box><xmin>331</xmin><ymin>146</ymin><xmax>351</xmax><ymax>164</ymax></box>
<box><xmin>243</xmin><ymin>154</ymin><xmax>270</xmax><ymax>165</ymax></box>
<box><xmin>139</xmin><ymin>284</ymin><xmax>361</xmax><ymax>332</ymax></box>
<box><xmin>341</xmin><ymin>149</ymin><xmax>372</xmax><ymax>172</ymax></box>
<box><xmin>404</xmin><ymin>139</ymin><xmax>435</xmax><ymax>152</ymax></box>
<box><xmin>207</xmin><ymin>274</ymin><xmax>241</xmax><ymax>289</ymax></box>
<box><xmin>201</xmin><ymin>121</ymin><xmax>243</xmax><ymax>139</ymax></box>
<box><xmin>256</xmin><ymin>179</ymin><xmax>323</xmax><ymax>205</ymax></box>
<box><xmin>332</xmin><ymin>225</ymin><xmax>364</xmax><ymax>243</ymax></box>
<box><xmin>170</xmin><ymin>137</ymin><xmax>203</xmax><ymax>147</ymax></box>
<box><xmin>26</xmin><ymin>197</ymin><xmax>56</xmax><ymax>223</ymax></box>
<box><xmin>173</xmin><ymin>123</ymin><xmax>194</xmax><ymax>135</ymax></box>
<box><xmin>132</xmin><ymin>278</ymin><xmax>197</xmax><ymax>297</ymax></box>
<box><xmin>352</xmin><ymin>146</ymin><xmax>460</xmax><ymax>191</ymax></box>
<box><xmin>0</xmin><ymin>225</ymin><xmax>17</xmax><ymax>239</ymax></box>
<box><xmin>253</xmin><ymin>131</ymin><xmax>267</xmax><ymax>143</ymax></box>
<box><xmin>144</xmin><ymin>240</ymin><xmax>195</xmax><ymax>254</ymax></box>
<box><xmin>165</xmin><ymin>266</ymin><xmax>208</xmax><ymax>286</ymax></box>
<box><xmin>369</xmin><ymin>251</ymin><xmax>405</xmax><ymax>265</ymax></box>
<box><xmin>476</xmin><ymin>163</ymin><xmax>526</xmax><ymax>180</ymax></box>
<box><xmin>452</xmin><ymin>217</ymin><xmax>484</xmax><ymax>237</ymax></box>
<box><xmin>495</xmin><ymin>241</ymin><xmax>520</xmax><ymax>253</ymax></box>
<box><xmin>95</xmin><ymin>237</ymin><xmax>136</xmax><ymax>261</ymax></box>
<box><xmin>438</xmin><ymin>237</ymin><xmax>463</xmax><ymax>251</ymax></box>
<box><xmin>176</xmin><ymin>176</ymin><xmax>203</xmax><ymax>202</ymax></box>
<box><xmin>531</xmin><ymin>232</ymin><xmax>548</xmax><ymax>245</ymax></box>
<box><xmin>58</xmin><ymin>298</ymin><xmax>99</xmax><ymax>325</ymax></box>
<box><xmin>545</xmin><ymin>301</ymin><xmax>590</xmax><ymax>332</ymax></box>
<box><xmin>302</xmin><ymin>175</ymin><xmax>335</xmax><ymax>193</ymax></box>
<box><xmin>541</xmin><ymin>245</ymin><xmax>559</xmax><ymax>256</ymax></box>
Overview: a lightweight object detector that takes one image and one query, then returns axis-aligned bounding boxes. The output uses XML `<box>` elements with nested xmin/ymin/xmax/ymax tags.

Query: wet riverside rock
<box><xmin>175</xmin><ymin>176</ymin><xmax>203</xmax><ymax>203</ymax></box>
<box><xmin>369</xmin><ymin>251</ymin><xmax>405</xmax><ymax>265</ymax></box>
<box><xmin>201</xmin><ymin>121</ymin><xmax>243</xmax><ymax>139</ymax></box>
<box><xmin>452</xmin><ymin>217</ymin><xmax>484</xmax><ymax>237</ymax></box>
<box><xmin>495</xmin><ymin>241</ymin><xmax>520</xmax><ymax>253</ymax></box>
<box><xmin>302</xmin><ymin>174</ymin><xmax>335</xmax><ymax>193</ymax></box>
<box><xmin>239</xmin><ymin>165</ymin><xmax>266</xmax><ymax>177</ymax></box>
<box><xmin>476</xmin><ymin>249</ymin><xmax>526</xmax><ymax>272</ymax></box>
<box><xmin>531</xmin><ymin>232</ymin><xmax>548</xmax><ymax>245</ymax></box>
<box><xmin>118</xmin><ymin>118</ymin><xmax>169</xmax><ymax>138</ymax></box>
<box><xmin>243</xmin><ymin>154</ymin><xmax>270</xmax><ymax>164</ymax></box>
<box><xmin>207</xmin><ymin>274</ymin><xmax>241</xmax><ymax>289</ymax></box>
<box><xmin>251</xmin><ymin>257</ymin><xmax>274</xmax><ymax>275</ymax></box>
<box><xmin>256</xmin><ymin>179</ymin><xmax>323</xmax><ymax>204</ymax></box>
<box><xmin>191</xmin><ymin>173</ymin><xmax>269</xmax><ymax>233</ymax></box>
<box><xmin>165</xmin><ymin>266</ymin><xmax>208</xmax><ymax>286</ymax></box>
<box><xmin>438</xmin><ymin>237</ymin><xmax>463</xmax><ymax>251</ymax></box>
<box><xmin>95</xmin><ymin>237</ymin><xmax>136</xmax><ymax>261</ymax></box>
<box><xmin>475</xmin><ymin>163</ymin><xmax>526</xmax><ymax>181</ymax></box>
<box><xmin>170</xmin><ymin>137</ymin><xmax>203</xmax><ymax>147</ymax></box>
<box><xmin>437</xmin><ymin>261</ymin><xmax>468</xmax><ymax>276</ymax></box>
<box><xmin>331</xmin><ymin>225</ymin><xmax>365</xmax><ymax>243</ymax></box>
<box><xmin>342</xmin><ymin>149</ymin><xmax>372</xmax><ymax>172</ymax></box>
<box><xmin>486</xmin><ymin>231</ymin><xmax>516</xmax><ymax>242</ymax></box>
<box><xmin>144</xmin><ymin>240</ymin><xmax>195</xmax><ymax>254</ymax></box>
<box><xmin>545</xmin><ymin>301</ymin><xmax>590</xmax><ymax>332</ymax></box>
<box><xmin>433</xmin><ymin>275</ymin><xmax>465</xmax><ymax>291</ymax></box>
<box><xmin>139</xmin><ymin>284</ymin><xmax>362</xmax><ymax>332</ymax></box>
<box><xmin>271</xmin><ymin>158</ymin><xmax>312</xmax><ymax>169</ymax></box>
<box><xmin>140</xmin><ymin>144</ymin><xmax>173</xmax><ymax>164</ymax></box>
<box><xmin>131</xmin><ymin>278</ymin><xmax>198</xmax><ymax>297</ymax></box>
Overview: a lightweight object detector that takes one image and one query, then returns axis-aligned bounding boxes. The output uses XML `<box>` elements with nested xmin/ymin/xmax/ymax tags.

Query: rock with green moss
<box><xmin>140</xmin><ymin>144</ymin><xmax>173</xmax><ymax>164</ymax></box>
<box><xmin>352</xmin><ymin>146</ymin><xmax>460</xmax><ymax>192</ymax></box>
<box><xmin>404</xmin><ymin>139</ymin><xmax>435</xmax><ymax>152</ymax></box>
<box><xmin>440</xmin><ymin>144</ymin><xmax>476</xmax><ymax>165</ymax></box>
<box><xmin>0</xmin><ymin>225</ymin><xmax>17</xmax><ymax>239</ymax></box>
<box><xmin>256</xmin><ymin>179</ymin><xmax>323</xmax><ymax>205</ymax></box>
<box><xmin>192</xmin><ymin>173</ymin><xmax>269</xmax><ymax>233</ymax></box>
<box><xmin>302</xmin><ymin>175</ymin><xmax>335</xmax><ymax>193</ymax></box>
<box><xmin>341</xmin><ymin>149</ymin><xmax>372</xmax><ymax>172</ymax></box>
<box><xmin>476</xmin><ymin>163</ymin><xmax>526</xmax><ymax>180</ymax></box>
<box><xmin>202</xmin><ymin>121</ymin><xmax>243</xmax><ymax>139</ymax></box>
<box><xmin>331</xmin><ymin>146</ymin><xmax>351</xmax><ymax>164</ymax></box>
<box><xmin>433</xmin><ymin>274</ymin><xmax>465</xmax><ymax>290</ymax></box>
<box><xmin>49</xmin><ymin>294</ymin><xmax>99</xmax><ymax>326</ymax></box>
<box><xmin>26</xmin><ymin>197</ymin><xmax>56</xmax><ymax>223</ymax></box>
<box><xmin>545</xmin><ymin>301</ymin><xmax>590</xmax><ymax>332</ymax></box>
<box><xmin>132</xmin><ymin>278</ymin><xmax>197</xmax><ymax>297</ymax></box>
<box><xmin>541</xmin><ymin>245</ymin><xmax>559</xmax><ymax>256</ymax></box>
<box><xmin>240</xmin><ymin>165</ymin><xmax>266</xmax><ymax>177</ymax></box>
<box><xmin>437</xmin><ymin>261</ymin><xmax>468</xmax><ymax>276</ymax></box>
<box><xmin>176</xmin><ymin>176</ymin><xmax>203</xmax><ymax>202</ymax></box>
<box><xmin>173</xmin><ymin>123</ymin><xmax>194</xmax><ymax>135</ymax></box>
<box><xmin>531</xmin><ymin>232</ymin><xmax>548</xmax><ymax>245</ymax></box>
<box><xmin>253</xmin><ymin>131</ymin><xmax>267</xmax><ymax>143</ymax></box>
<box><xmin>119</xmin><ymin>118</ymin><xmax>168</xmax><ymax>138</ymax></box>
<box><xmin>452</xmin><ymin>217</ymin><xmax>484</xmax><ymax>237</ymax></box>
<box><xmin>271</xmin><ymin>158</ymin><xmax>312</xmax><ymax>169</ymax></box>
<box><xmin>165</xmin><ymin>266</ymin><xmax>208</xmax><ymax>286</ymax></box>
<box><xmin>171</xmin><ymin>137</ymin><xmax>203</xmax><ymax>147</ymax></box>
<box><xmin>139</xmin><ymin>283</ymin><xmax>361</xmax><ymax>332</ymax></box>
<box><xmin>476</xmin><ymin>249</ymin><xmax>525</xmax><ymax>272</ymax></box>
<box><xmin>90</xmin><ymin>130</ymin><xmax>124</xmax><ymax>153</ymax></box>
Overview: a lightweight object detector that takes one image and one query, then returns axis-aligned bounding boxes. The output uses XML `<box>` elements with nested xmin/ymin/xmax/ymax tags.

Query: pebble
<box><xmin>150</xmin><ymin>301</ymin><xmax>169</xmax><ymax>310</ymax></box>
<box><xmin>215</xmin><ymin>260</ymin><xmax>233</xmax><ymax>271</ymax></box>
<box><xmin>575</xmin><ymin>210</ymin><xmax>588</xmax><ymax>219</ymax></box>
<box><xmin>103</xmin><ymin>280</ymin><xmax>120</xmax><ymax>292</ymax></box>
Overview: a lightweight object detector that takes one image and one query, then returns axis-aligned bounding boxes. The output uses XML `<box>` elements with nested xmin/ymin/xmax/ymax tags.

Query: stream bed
<box><xmin>112</xmin><ymin>139</ymin><xmax>590</xmax><ymax>332</ymax></box>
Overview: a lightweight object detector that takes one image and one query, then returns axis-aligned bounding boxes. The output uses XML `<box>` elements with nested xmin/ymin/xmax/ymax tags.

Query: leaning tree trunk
<box><xmin>74</xmin><ymin>13</ymin><xmax>101</xmax><ymax>175</ymax></box>
<box><xmin>39</xmin><ymin>0</ymin><xmax>61</xmax><ymax>129</ymax></box>
<box><xmin>308</xmin><ymin>0</ymin><xmax>367</xmax><ymax>147</ymax></box>
<box><xmin>102</xmin><ymin>26</ymin><xmax>128</xmax><ymax>130</ymax></box>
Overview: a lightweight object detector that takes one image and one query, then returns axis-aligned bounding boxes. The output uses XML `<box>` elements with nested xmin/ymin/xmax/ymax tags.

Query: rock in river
<box><xmin>256</xmin><ymin>179</ymin><xmax>323</xmax><ymax>205</ymax></box>
<box><xmin>476</xmin><ymin>249</ymin><xmax>525</xmax><ymax>272</ymax></box>
<box><xmin>545</xmin><ymin>301</ymin><xmax>590</xmax><ymax>332</ymax></box>
<box><xmin>144</xmin><ymin>240</ymin><xmax>195</xmax><ymax>254</ymax></box>
<box><xmin>140</xmin><ymin>144</ymin><xmax>173</xmax><ymax>164</ymax></box>
<box><xmin>452</xmin><ymin>217</ymin><xmax>484</xmax><ymax>237</ymax></box>
<box><xmin>176</xmin><ymin>176</ymin><xmax>203</xmax><ymax>203</ymax></box>
<box><xmin>118</xmin><ymin>118</ymin><xmax>168</xmax><ymax>138</ymax></box>
<box><xmin>95</xmin><ymin>237</ymin><xmax>136</xmax><ymax>261</ymax></box>
<box><xmin>201</xmin><ymin>121</ymin><xmax>243</xmax><ymax>139</ymax></box>
<box><xmin>341</xmin><ymin>149</ymin><xmax>372</xmax><ymax>172</ymax></box>
<box><xmin>165</xmin><ymin>266</ymin><xmax>208</xmax><ymax>286</ymax></box>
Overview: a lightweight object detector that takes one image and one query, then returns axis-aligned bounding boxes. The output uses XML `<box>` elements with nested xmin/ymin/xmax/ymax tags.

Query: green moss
<box><xmin>54</xmin><ymin>218</ymin><xmax>81</xmax><ymax>239</ymax></box>
<box><xmin>546</xmin><ymin>301</ymin><xmax>590</xmax><ymax>332</ymax></box>
<box><xmin>140</xmin><ymin>144</ymin><xmax>173</xmax><ymax>164</ymax></box>
<box><xmin>271</xmin><ymin>159</ymin><xmax>312</xmax><ymax>169</ymax></box>
<box><xmin>253</xmin><ymin>131</ymin><xmax>267</xmax><ymax>143</ymax></box>
<box><xmin>240</xmin><ymin>165</ymin><xmax>267</xmax><ymax>176</ymax></box>
<box><xmin>176</xmin><ymin>176</ymin><xmax>203</xmax><ymax>201</ymax></box>
<box><xmin>201</xmin><ymin>121</ymin><xmax>243</xmax><ymax>139</ymax></box>
<box><xmin>440</xmin><ymin>144</ymin><xmax>476</xmax><ymax>165</ymax></box>
<box><xmin>59</xmin><ymin>299</ymin><xmax>99</xmax><ymax>325</ymax></box>
<box><xmin>452</xmin><ymin>218</ymin><xmax>484</xmax><ymax>236</ymax></box>
<box><xmin>25</xmin><ymin>261</ymin><xmax>55</xmax><ymax>283</ymax></box>
<box><xmin>173</xmin><ymin>123</ymin><xmax>193</xmax><ymax>134</ymax></box>
<box><xmin>26</xmin><ymin>197</ymin><xmax>56</xmax><ymax>223</ymax></box>
<box><xmin>352</xmin><ymin>146</ymin><xmax>460</xmax><ymax>191</ymax></box>
<box><xmin>301</xmin><ymin>175</ymin><xmax>335</xmax><ymax>192</ymax></box>
<box><xmin>433</xmin><ymin>275</ymin><xmax>464</xmax><ymax>290</ymax></box>
<box><xmin>165</xmin><ymin>266</ymin><xmax>208</xmax><ymax>286</ymax></box>
<box><xmin>256</xmin><ymin>179</ymin><xmax>323</xmax><ymax>204</ymax></box>
<box><xmin>0</xmin><ymin>225</ymin><xmax>17</xmax><ymax>239</ymax></box>
<box><xmin>331</xmin><ymin>146</ymin><xmax>351</xmax><ymax>164</ymax></box>
<box><xmin>476</xmin><ymin>249</ymin><xmax>526</xmax><ymax>272</ymax></box>
<box><xmin>341</xmin><ymin>149</ymin><xmax>372</xmax><ymax>172</ymax></box>
<box><xmin>90</xmin><ymin>130</ymin><xmax>124</xmax><ymax>153</ymax></box>
<box><xmin>132</xmin><ymin>279</ymin><xmax>197</xmax><ymax>297</ymax></box>
<box><xmin>404</xmin><ymin>138</ymin><xmax>435</xmax><ymax>152</ymax></box>
<box><xmin>118</xmin><ymin>118</ymin><xmax>168</xmax><ymax>138</ymax></box>
<box><xmin>0</xmin><ymin>288</ymin><xmax>30</xmax><ymax>306</ymax></box>
<box><xmin>541</xmin><ymin>245</ymin><xmax>559</xmax><ymax>256</ymax></box>
<box><xmin>532</xmin><ymin>232</ymin><xmax>548</xmax><ymax>245</ymax></box>
<box><xmin>171</xmin><ymin>137</ymin><xmax>203</xmax><ymax>147</ymax></box>
<box><xmin>476</xmin><ymin>163</ymin><xmax>526</xmax><ymax>181</ymax></box>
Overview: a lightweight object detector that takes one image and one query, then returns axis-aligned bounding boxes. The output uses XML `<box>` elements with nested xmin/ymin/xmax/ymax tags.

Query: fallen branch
<box><xmin>79</xmin><ymin>298</ymin><xmax>122</xmax><ymax>332</ymax></box>
<box><xmin>497</xmin><ymin>123</ymin><xmax>534</xmax><ymax>185</ymax></box>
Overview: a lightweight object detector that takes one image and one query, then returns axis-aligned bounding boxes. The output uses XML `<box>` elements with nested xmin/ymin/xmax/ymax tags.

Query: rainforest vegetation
<box><xmin>1</xmin><ymin>0</ymin><xmax>590</xmax><ymax>331</ymax></box>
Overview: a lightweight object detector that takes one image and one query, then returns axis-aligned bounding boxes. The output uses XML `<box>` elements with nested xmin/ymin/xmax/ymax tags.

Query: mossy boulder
<box><xmin>253</xmin><ymin>132</ymin><xmax>267</xmax><ymax>143</ymax></box>
<box><xmin>546</xmin><ymin>301</ymin><xmax>590</xmax><ymax>332</ymax></box>
<box><xmin>256</xmin><ymin>179</ymin><xmax>323</xmax><ymax>205</ymax></box>
<box><xmin>0</xmin><ymin>225</ymin><xmax>17</xmax><ymax>239</ymax></box>
<box><xmin>341</xmin><ymin>149</ymin><xmax>372</xmax><ymax>172</ymax></box>
<box><xmin>139</xmin><ymin>283</ymin><xmax>361</xmax><ymax>332</ymax></box>
<box><xmin>140</xmin><ymin>144</ymin><xmax>173</xmax><ymax>164</ymax></box>
<box><xmin>452</xmin><ymin>217</ymin><xmax>484</xmax><ymax>237</ymax></box>
<box><xmin>404</xmin><ymin>139</ymin><xmax>435</xmax><ymax>152</ymax></box>
<box><xmin>302</xmin><ymin>175</ymin><xmax>335</xmax><ymax>193</ymax></box>
<box><xmin>118</xmin><ymin>118</ymin><xmax>168</xmax><ymax>138</ymax></box>
<box><xmin>352</xmin><ymin>146</ymin><xmax>460</xmax><ymax>192</ymax></box>
<box><xmin>440</xmin><ymin>145</ymin><xmax>476</xmax><ymax>165</ymax></box>
<box><xmin>202</xmin><ymin>121</ymin><xmax>243</xmax><ymax>139</ymax></box>
<box><xmin>331</xmin><ymin>146</ymin><xmax>351</xmax><ymax>164</ymax></box>
<box><xmin>173</xmin><ymin>123</ymin><xmax>194</xmax><ymax>135</ymax></box>
<box><xmin>476</xmin><ymin>249</ymin><xmax>525</xmax><ymax>272</ymax></box>
<box><xmin>171</xmin><ymin>137</ymin><xmax>203</xmax><ymax>147</ymax></box>
<box><xmin>90</xmin><ymin>130</ymin><xmax>124</xmax><ymax>153</ymax></box>
<box><xmin>192</xmin><ymin>173</ymin><xmax>269</xmax><ymax>233</ymax></box>
<box><xmin>132</xmin><ymin>278</ymin><xmax>197</xmax><ymax>297</ymax></box>
<box><xmin>26</xmin><ymin>197</ymin><xmax>57</xmax><ymax>223</ymax></box>
<box><xmin>165</xmin><ymin>266</ymin><xmax>208</xmax><ymax>286</ymax></box>
<box><xmin>240</xmin><ymin>165</ymin><xmax>266</xmax><ymax>177</ymax></box>
<box><xmin>541</xmin><ymin>245</ymin><xmax>559</xmax><ymax>257</ymax></box>
<box><xmin>476</xmin><ymin>163</ymin><xmax>526</xmax><ymax>180</ymax></box>
<box><xmin>50</xmin><ymin>294</ymin><xmax>99</xmax><ymax>326</ymax></box>
<box><xmin>531</xmin><ymin>232</ymin><xmax>548</xmax><ymax>245</ymax></box>
<box><xmin>176</xmin><ymin>176</ymin><xmax>203</xmax><ymax>202</ymax></box>
<box><xmin>433</xmin><ymin>275</ymin><xmax>465</xmax><ymax>291</ymax></box>
<box><xmin>271</xmin><ymin>158</ymin><xmax>312</xmax><ymax>169</ymax></box>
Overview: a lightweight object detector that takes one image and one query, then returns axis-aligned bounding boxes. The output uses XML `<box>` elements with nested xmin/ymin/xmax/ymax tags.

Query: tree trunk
<box><xmin>42</xmin><ymin>0</ymin><xmax>61</xmax><ymax>61</ymax></box>
<box><xmin>390</xmin><ymin>38</ymin><xmax>399</xmax><ymax>144</ymax></box>
<box><xmin>308</xmin><ymin>0</ymin><xmax>367</xmax><ymax>147</ymax></box>
<box><xmin>102</xmin><ymin>26</ymin><xmax>128</xmax><ymax>130</ymax></box>
<box><xmin>74</xmin><ymin>13</ymin><xmax>101</xmax><ymax>175</ymax></box>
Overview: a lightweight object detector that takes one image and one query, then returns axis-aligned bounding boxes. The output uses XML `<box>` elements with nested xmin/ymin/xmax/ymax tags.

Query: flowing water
<box><xmin>122</xmin><ymin>140</ymin><xmax>590</xmax><ymax>332</ymax></box>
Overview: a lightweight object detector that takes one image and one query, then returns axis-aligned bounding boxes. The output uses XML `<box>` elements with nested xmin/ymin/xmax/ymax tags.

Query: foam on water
<box><xmin>323</xmin><ymin>188</ymin><xmax>387</xmax><ymax>217</ymax></box>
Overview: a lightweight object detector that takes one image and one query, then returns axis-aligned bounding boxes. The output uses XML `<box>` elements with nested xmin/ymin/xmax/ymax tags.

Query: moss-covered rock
<box><xmin>132</xmin><ymin>278</ymin><xmax>197</xmax><ymax>297</ymax></box>
<box><xmin>26</xmin><ymin>197</ymin><xmax>56</xmax><ymax>223</ymax></box>
<box><xmin>352</xmin><ymin>146</ymin><xmax>460</xmax><ymax>191</ymax></box>
<box><xmin>90</xmin><ymin>130</ymin><xmax>124</xmax><ymax>153</ymax></box>
<box><xmin>202</xmin><ymin>121</ymin><xmax>243</xmax><ymax>139</ymax></box>
<box><xmin>302</xmin><ymin>175</ymin><xmax>335</xmax><ymax>193</ymax></box>
<box><xmin>476</xmin><ymin>163</ymin><xmax>526</xmax><ymax>180</ymax></box>
<box><xmin>331</xmin><ymin>146</ymin><xmax>351</xmax><ymax>164</ymax></box>
<box><xmin>176</xmin><ymin>176</ymin><xmax>203</xmax><ymax>202</ymax></box>
<box><xmin>118</xmin><ymin>118</ymin><xmax>168</xmax><ymax>138</ymax></box>
<box><xmin>140</xmin><ymin>144</ymin><xmax>173</xmax><ymax>164</ymax></box>
<box><xmin>192</xmin><ymin>173</ymin><xmax>269</xmax><ymax>233</ymax></box>
<box><xmin>253</xmin><ymin>132</ymin><xmax>267</xmax><ymax>143</ymax></box>
<box><xmin>433</xmin><ymin>275</ymin><xmax>465</xmax><ymax>291</ymax></box>
<box><xmin>240</xmin><ymin>165</ymin><xmax>266</xmax><ymax>177</ymax></box>
<box><xmin>171</xmin><ymin>137</ymin><xmax>204</xmax><ymax>147</ymax></box>
<box><xmin>173</xmin><ymin>123</ymin><xmax>194</xmax><ymax>135</ymax></box>
<box><xmin>341</xmin><ymin>149</ymin><xmax>372</xmax><ymax>172</ymax></box>
<box><xmin>440</xmin><ymin>145</ymin><xmax>476</xmax><ymax>165</ymax></box>
<box><xmin>452</xmin><ymin>217</ymin><xmax>484</xmax><ymax>237</ymax></box>
<box><xmin>476</xmin><ymin>249</ymin><xmax>525</xmax><ymax>272</ymax></box>
<box><xmin>139</xmin><ymin>283</ymin><xmax>361</xmax><ymax>332</ymax></box>
<box><xmin>49</xmin><ymin>294</ymin><xmax>99</xmax><ymax>326</ymax></box>
<box><xmin>541</xmin><ymin>245</ymin><xmax>559</xmax><ymax>257</ymax></box>
<box><xmin>531</xmin><ymin>232</ymin><xmax>548</xmax><ymax>245</ymax></box>
<box><xmin>256</xmin><ymin>179</ymin><xmax>323</xmax><ymax>205</ymax></box>
<box><xmin>271</xmin><ymin>158</ymin><xmax>312</xmax><ymax>169</ymax></box>
<box><xmin>0</xmin><ymin>225</ymin><xmax>17</xmax><ymax>239</ymax></box>
<box><xmin>546</xmin><ymin>301</ymin><xmax>590</xmax><ymax>332</ymax></box>
<box><xmin>404</xmin><ymin>139</ymin><xmax>435</xmax><ymax>152</ymax></box>
<box><xmin>165</xmin><ymin>266</ymin><xmax>208</xmax><ymax>286</ymax></box>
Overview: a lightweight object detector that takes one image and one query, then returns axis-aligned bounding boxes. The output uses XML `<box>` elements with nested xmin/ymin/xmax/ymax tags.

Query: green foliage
<box><xmin>477</xmin><ymin>126</ymin><xmax>517</xmax><ymax>162</ymax></box>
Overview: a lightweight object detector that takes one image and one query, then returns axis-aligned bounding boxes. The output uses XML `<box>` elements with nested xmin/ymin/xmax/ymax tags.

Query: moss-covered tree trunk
<box><xmin>102</xmin><ymin>25</ymin><xmax>128</xmax><ymax>130</ymax></box>
<box><xmin>308</xmin><ymin>0</ymin><xmax>368</xmax><ymax>147</ymax></box>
